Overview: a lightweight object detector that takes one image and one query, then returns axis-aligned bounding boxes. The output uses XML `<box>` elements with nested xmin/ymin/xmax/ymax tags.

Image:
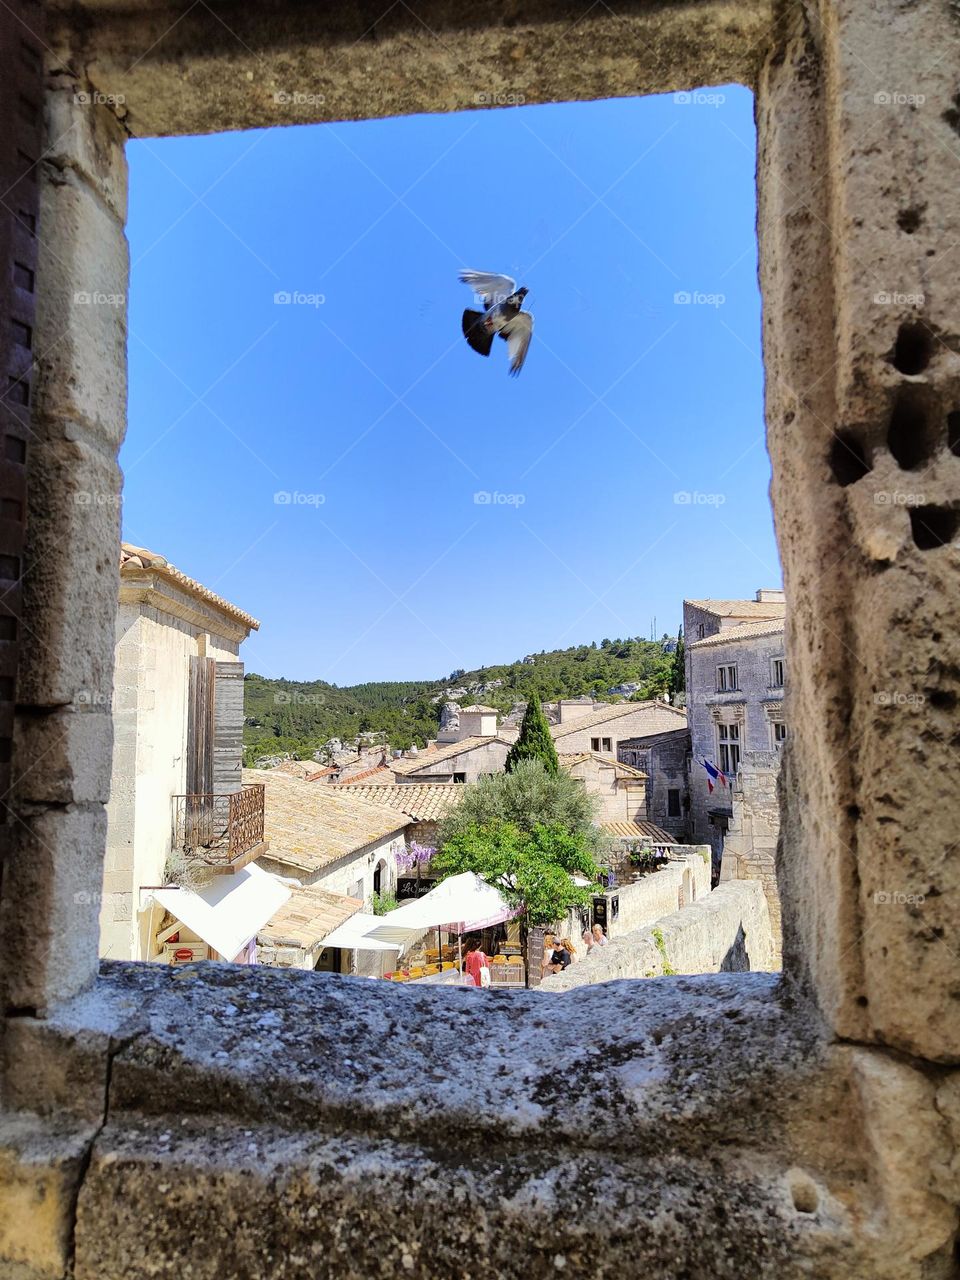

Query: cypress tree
<box><xmin>668</xmin><ymin>628</ymin><xmax>685</xmax><ymax>698</ymax></box>
<box><xmin>505</xmin><ymin>693</ymin><xmax>560</xmax><ymax>775</ymax></box>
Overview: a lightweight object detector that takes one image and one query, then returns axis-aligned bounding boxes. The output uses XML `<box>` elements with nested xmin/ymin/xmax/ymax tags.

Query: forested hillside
<box><xmin>244</xmin><ymin>633</ymin><xmax>680</xmax><ymax>763</ymax></box>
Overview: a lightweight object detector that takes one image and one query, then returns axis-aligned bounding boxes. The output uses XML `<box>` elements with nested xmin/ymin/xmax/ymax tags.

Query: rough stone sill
<box><xmin>4</xmin><ymin>964</ymin><xmax>955</xmax><ymax>1279</ymax></box>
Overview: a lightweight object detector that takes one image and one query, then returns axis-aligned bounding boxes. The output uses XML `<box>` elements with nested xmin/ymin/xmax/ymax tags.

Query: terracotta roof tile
<box><xmin>689</xmin><ymin>619</ymin><xmax>785</xmax><ymax>648</ymax></box>
<box><xmin>258</xmin><ymin>887</ymin><xmax>363</xmax><ymax>949</ymax></box>
<box><xmin>333</xmin><ymin>783</ymin><xmax>463</xmax><ymax>821</ymax></box>
<box><xmin>244</xmin><ymin>769</ymin><xmax>408</xmax><ymax>874</ymax></box>
<box><xmin>602</xmin><ymin>820</ymin><xmax>676</xmax><ymax>842</ymax></box>
<box><xmin>120</xmin><ymin>542</ymin><xmax>260</xmax><ymax>630</ymax></box>
<box><xmin>550</xmin><ymin>701</ymin><xmax>686</xmax><ymax>738</ymax></box>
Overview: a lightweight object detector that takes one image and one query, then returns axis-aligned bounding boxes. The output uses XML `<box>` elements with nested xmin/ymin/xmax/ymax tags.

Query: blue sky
<box><xmin>123</xmin><ymin>85</ymin><xmax>779</xmax><ymax>684</ymax></box>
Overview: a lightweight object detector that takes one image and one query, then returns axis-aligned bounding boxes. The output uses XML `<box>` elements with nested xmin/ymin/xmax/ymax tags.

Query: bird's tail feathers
<box><xmin>462</xmin><ymin>309</ymin><xmax>494</xmax><ymax>357</ymax></box>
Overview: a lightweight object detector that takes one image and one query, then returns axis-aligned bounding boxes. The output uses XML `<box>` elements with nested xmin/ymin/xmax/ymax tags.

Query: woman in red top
<box><xmin>463</xmin><ymin>939</ymin><xmax>489</xmax><ymax>987</ymax></box>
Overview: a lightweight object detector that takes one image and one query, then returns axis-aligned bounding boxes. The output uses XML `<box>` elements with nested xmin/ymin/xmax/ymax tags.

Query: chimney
<box><xmin>457</xmin><ymin>705</ymin><xmax>499</xmax><ymax>739</ymax></box>
<box><xmin>755</xmin><ymin>588</ymin><xmax>786</xmax><ymax>603</ymax></box>
<box><xmin>557</xmin><ymin>697</ymin><xmax>596</xmax><ymax>724</ymax></box>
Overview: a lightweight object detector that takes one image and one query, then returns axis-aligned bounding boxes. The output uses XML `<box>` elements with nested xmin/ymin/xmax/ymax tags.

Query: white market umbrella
<box><xmin>365</xmin><ymin>872</ymin><xmax>517</xmax><ymax>947</ymax></box>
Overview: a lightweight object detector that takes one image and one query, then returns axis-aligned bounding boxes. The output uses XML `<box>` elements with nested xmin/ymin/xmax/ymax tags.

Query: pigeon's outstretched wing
<box><xmin>459</xmin><ymin>270</ymin><xmax>516</xmax><ymax>307</ymax></box>
<box><xmin>499</xmin><ymin>311</ymin><xmax>533</xmax><ymax>376</ymax></box>
<box><xmin>462</xmin><ymin>309</ymin><xmax>494</xmax><ymax>357</ymax></box>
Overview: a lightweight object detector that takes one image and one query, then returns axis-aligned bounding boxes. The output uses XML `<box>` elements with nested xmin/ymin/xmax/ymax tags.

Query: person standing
<box><xmin>464</xmin><ymin>939</ymin><xmax>490</xmax><ymax>988</ymax></box>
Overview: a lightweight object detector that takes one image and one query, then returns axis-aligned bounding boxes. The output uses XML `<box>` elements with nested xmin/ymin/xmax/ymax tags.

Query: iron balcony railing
<box><xmin>172</xmin><ymin>783</ymin><xmax>265</xmax><ymax>865</ymax></box>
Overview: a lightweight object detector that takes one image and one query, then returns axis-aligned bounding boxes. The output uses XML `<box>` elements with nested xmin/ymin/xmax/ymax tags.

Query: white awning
<box><xmin>320</xmin><ymin>912</ymin><xmax>402</xmax><ymax>952</ymax></box>
<box><xmin>365</xmin><ymin>872</ymin><xmax>516</xmax><ymax>946</ymax></box>
<box><xmin>151</xmin><ymin>862</ymin><xmax>290</xmax><ymax>961</ymax></box>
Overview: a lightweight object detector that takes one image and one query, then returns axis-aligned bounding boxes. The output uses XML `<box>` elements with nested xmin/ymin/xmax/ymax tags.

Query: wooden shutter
<box><xmin>187</xmin><ymin>656</ymin><xmax>215</xmax><ymax>795</ymax></box>
<box><xmin>213</xmin><ymin>661</ymin><xmax>244</xmax><ymax>795</ymax></box>
<box><xmin>0</xmin><ymin>1</ymin><xmax>44</xmax><ymax>828</ymax></box>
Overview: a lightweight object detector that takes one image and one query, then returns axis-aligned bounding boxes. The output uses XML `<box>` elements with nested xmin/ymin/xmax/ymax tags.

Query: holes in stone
<box><xmin>887</xmin><ymin>387</ymin><xmax>937</xmax><ymax>469</ymax></box>
<box><xmin>4</xmin><ymin>436</ymin><xmax>26</xmax><ymax>464</ymax></box>
<box><xmin>0</xmin><ymin>555</ymin><xmax>20</xmax><ymax>580</ymax></box>
<box><xmin>13</xmin><ymin>261</ymin><xmax>34</xmax><ymax>291</ymax></box>
<box><xmin>855</xmin><ymin>995</ymin><xmax>868</xmax><ymax>1007</ymax></box>
<box><xmin>846</xmin><ymin>804</ymin><xmax>861</xmax><ymax>821</ymax></box>
<box><xmin>944</xmin><ymin>93</ymin><xmax>960</xmax><ymax>137</ymax></box>
<box><xmin>6</xmin><ymin>376</ymin><xmax>28</xmax><ymax>407</ymax></box>
<box><xmin>909</xmin><ymin>505</ymin><xmax>959</xmax><ymax>550</ymax></box>
<box><xmin>891</xmin><ymin>322</ymin><xmax>932</xmax><ymax>375</ymax></box>
<box><xmin>0</xmin><ymin>499</ymin><xmax>22</xmax><ymax>521</ymax></box>
<box><xmin>896</xmin><ymin>207</ymin><xmax>923</xmax><ymax>234</ymax></box>
<box><xmin>927</xmin><ymin>689</ymin><xmax>957</xmax><ymax>710</ymax></box>
<box><xmin>829</xmin><ymin>431</ymin><xmax>871</xmax><ymax>486</ymax></box>
<box><xmin>12</xmin><ymin>320</ymin><xmax>31</xmax><ymax>350</ymax></box>
<box><xmin>948</xmin><ymin>412</ymin><xmax>960</xmax><ymax>456</ymax></box>
<box><xmin>788</xmin><ymin>1173</ymin><xmax>820</xmax><ymax>1215</ymax></box>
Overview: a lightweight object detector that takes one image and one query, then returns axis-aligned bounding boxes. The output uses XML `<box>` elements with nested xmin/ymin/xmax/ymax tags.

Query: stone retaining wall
<box><xmin>540</xmin><ymin>881</ymin><xmax>775</xmax><ymax>990</ymax></box>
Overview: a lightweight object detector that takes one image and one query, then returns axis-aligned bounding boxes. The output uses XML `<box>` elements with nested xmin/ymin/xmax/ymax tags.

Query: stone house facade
<box><xmin>99</xmin><ymin>545</ymin><xmax>262</xmax><ymax>962</ymax></box>
<box><xmin>558</xmin><ymin>752</ymin><xmax>649</xmax><ymax>824</ymax></box>
<box><xmin>389</xmin><ymin>734</ymin><xmax>512</xmax><ymax>783</ymax></box>
<box><xmin>549</xmin><ymin>698</ymin><xmax>687</xmax><ymax>755</ymax></box>
<box><xmin>618</xmin><ymin>726</ymin><xmax>692</xmax><ymax>841</ymax></box>
<box><xmin>684</xmin><ymin>592</ymin><xmax>786</xmax><ymax>874</ymax></box>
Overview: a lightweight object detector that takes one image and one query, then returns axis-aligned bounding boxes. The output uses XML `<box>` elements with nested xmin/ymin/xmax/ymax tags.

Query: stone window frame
<box><xmin>716</xmin><ymin>662</ymin><xmax>740</xmax><ymax>692</ymax></box>
<box><xmin>1</xmin><ymin>0</ymin><xmax>957</xmax><ymax>1274</ymax></box>
<box><xmin>770</xmin><ymin>655</ymin><xmax>785</xmax><ymax>688</ymax></box>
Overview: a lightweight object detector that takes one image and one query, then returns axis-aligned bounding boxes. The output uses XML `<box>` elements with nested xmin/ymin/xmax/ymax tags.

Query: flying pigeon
<box><xmin>459</xmin><ymin>270</ymin><xmax>534</xmax><ymax>377</ymax></box>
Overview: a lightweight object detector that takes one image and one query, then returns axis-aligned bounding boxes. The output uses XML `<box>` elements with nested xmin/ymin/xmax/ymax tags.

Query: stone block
<box><xmin>0</xmin><ymin>1116</ymin><xmax>94</xmax><ymax>1280</ymax></box>
<box><xmin>43</xmin><ymin>85</ymin><xmax>128</xmax><ymax>223</ymax></box>
<box><xmin>18</xmin><ymin>436</ymin><xmax>120</xmax><ymax>710</ymax></box>
<box><xmin>14</xmin><ymin>705</ymin><xmax>113</xmax><ymax>805</ymax></box>
<box><xmin>0</xmin><ymin>805</ymin><xmax>106</xmax><ymax>1011</ymax></box>
<box><xmin>33</xmin><ymin>164</ymin><xmax>128</xmax><ymax>448</ymax></box>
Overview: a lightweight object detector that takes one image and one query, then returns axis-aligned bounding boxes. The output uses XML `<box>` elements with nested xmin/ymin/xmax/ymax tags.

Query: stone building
<box><xmin>618</xmin><ymin>726</ymin><xmax>692</xmax><ymax>841</ymax></box>
<box><xmin>549</xmin><ymin>698</ymin><xmax>687</xmax><ymax>755</ymax></box>
<box><xmin>100</xmin><ymin>544</ymin><xmax>264</xmax><ymax>961</ymax></box>
<box><xmin>389</xmin><ymin>728</ymin><xmax>512</xmax><ymax>783</ymax></box>
<box><xmin>557</xmin><ymin>752</ymin><xmax>649</xmax><ymax>824</ymax></box>
<box><xmin>686</xmin><ymin>588</ymin><xmax>788</xmax><ymax>890</ymax></box>
<box><xmin>246</xmin><ymin>769</ymin><xmax>407</xmax><ymax>905</ymax></box>
<box><xmin>3</xmin><ymin>1</ymin><xmax>960</xmax><ymax>1277</ymax></box>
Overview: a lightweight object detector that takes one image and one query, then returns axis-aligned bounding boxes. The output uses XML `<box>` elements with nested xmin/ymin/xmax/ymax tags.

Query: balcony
<box><xmin>172</xmin><ymin>783</ymin><xmax>268</xmax><ymax>871</ymax></box>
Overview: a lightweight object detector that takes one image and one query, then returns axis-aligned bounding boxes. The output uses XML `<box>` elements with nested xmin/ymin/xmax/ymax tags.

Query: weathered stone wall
<box><xmin>607</xmin><ymin>850</ymin><xmax>712</xmax><ymax>936</ymax></box>
<box><xmin>687</xmin><ymin>625</ymin><xmax>785</xmax><ymax>851</ymax></box>
<box><xmin>722</xmin><ymin>751</ymin><xmax>783</xmax><ymax>959</ymax></box>
<box><xmin>618</xmin><ymin>730</ymin><xmax>691</xmax><ymax>839</ymax></box>
<box><xmin>541</xmin><ymin>880</ymin><xmax>775</xmax><ymax>990</ymax></box>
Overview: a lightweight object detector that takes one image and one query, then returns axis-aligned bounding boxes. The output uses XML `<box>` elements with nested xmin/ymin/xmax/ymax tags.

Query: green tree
<box><xmin>505</xmin><ymin>693</ymin><xmax>560</xmax><ymax>775</ymax></box>
<box><xmin>431</xmin><ymin>820</ymin><xmax>597</xmax><ymax>925</ymax></box>
<box><xmin>669</xmin><ymin>628</ymin><xmax>685</xmax><ymax>698</ymax></box>
<box><xmin>438</xmin><ymin>759</ymin><xmax>605</xmax><ymax>855</ymax></box>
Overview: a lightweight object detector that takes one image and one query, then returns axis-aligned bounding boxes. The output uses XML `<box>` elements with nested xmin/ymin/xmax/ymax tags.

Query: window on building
<box><xmin>667</xmin><ymin>789</ymin><xmax>682</xmax><ymax>817</ymax></box>
<box><xmin>772</xmin><ymin>721</ymin><xmax>787</xmax><ymax>749</ymax></box>
<box><xmin>718</xmin><ymin>722</ymin><xmax>741</xmax><ymax>775</ymax></box>
<box><xmin>771</xmin><ymin>657</ymin><xmax>784</xmax><ymax>687</ymax></box>
<box><xmin>591</xmin><ymin>737</ymin><xmax>600</xmax><ymax>751</ymax></box>
<box><xmin>452</xmin><ymin>772</ymin><xmax>466</xmax><ymax>783</ymax></box>
<box><xmin>602</xmin><ymin>737</ymin><xmax>612</xmax><ymax>753</ymax></box>
<box><xmin>717</xmin><ymin>663</ymin><xmax>738</xmax><ymax>692</ymax></box>
<box><xmin>697</xmin><ymin>623</ymin><xmax>705</xmax><ymax>639</ymax></box>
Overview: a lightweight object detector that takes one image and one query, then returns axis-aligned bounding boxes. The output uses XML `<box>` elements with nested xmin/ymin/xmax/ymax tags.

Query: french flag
<box><xmin>700</xmin><ymin>757</ymin><xmax>727</xmax><ymax>793</ymax></box>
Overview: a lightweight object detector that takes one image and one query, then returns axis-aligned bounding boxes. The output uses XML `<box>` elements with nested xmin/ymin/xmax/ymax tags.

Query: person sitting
<box><xmin>592</xmin><ymin>922</ymin><xmax>609</xmax><ymax>947</ymax></box>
